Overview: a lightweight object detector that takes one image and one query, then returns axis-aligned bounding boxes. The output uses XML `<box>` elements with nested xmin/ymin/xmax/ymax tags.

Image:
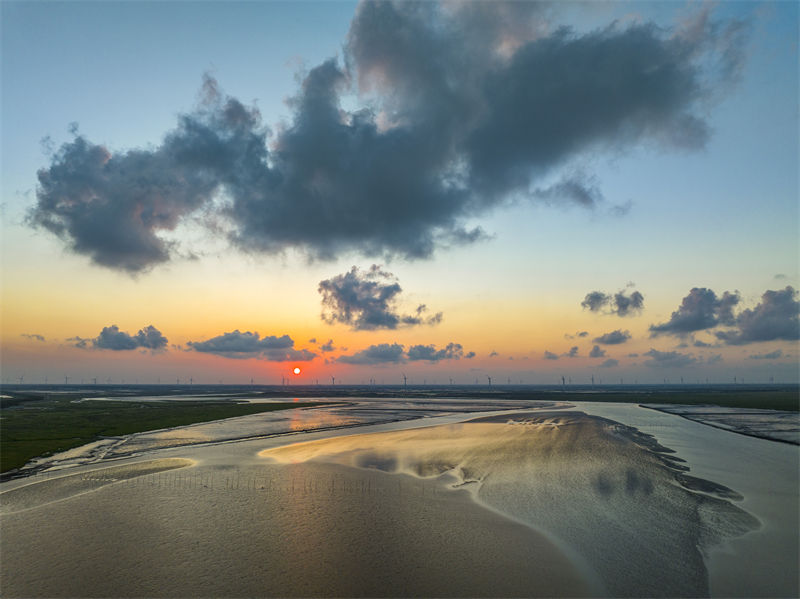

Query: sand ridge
<box><xmin>262</xmin><ymin>410</ymin><xmax>761</xmax><ymax>597</ymax></box>
<box><xmin>0</xmin><ymin>458</ymin><xmax>194</xmax><ymax>515</ymax></box>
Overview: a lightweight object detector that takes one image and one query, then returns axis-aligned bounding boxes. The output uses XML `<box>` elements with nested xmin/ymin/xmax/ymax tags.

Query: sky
<box><xmin>1</xmin><ymin>0</ymin><xmax>798</xmax><ymax>386</ymax></box>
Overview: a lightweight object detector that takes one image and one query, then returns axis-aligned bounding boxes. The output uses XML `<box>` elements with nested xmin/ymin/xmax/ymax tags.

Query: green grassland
<box><xmin>1</xmin><ymin>395</ymin><xmax>324</xmax><ymax>474</ymax></box>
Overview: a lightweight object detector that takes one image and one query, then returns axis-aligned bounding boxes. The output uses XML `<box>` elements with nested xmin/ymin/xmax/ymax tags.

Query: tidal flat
<box><xmin>0</xmin><ymin>392</ymin><xmax>797</xmax><ymax>598</ymax></box>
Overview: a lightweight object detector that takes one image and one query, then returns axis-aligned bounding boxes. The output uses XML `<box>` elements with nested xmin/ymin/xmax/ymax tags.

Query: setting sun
<box><xmin>293</xmin><ymin>367</ymin><xmax>301</xmax><ymax>375</ymax></box>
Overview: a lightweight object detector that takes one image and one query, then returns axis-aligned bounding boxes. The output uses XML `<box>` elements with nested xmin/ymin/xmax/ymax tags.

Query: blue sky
<box><xmin>1</xmin><ymin>1</ymin><xmax>798</xmax><ymax>385</ymax></box>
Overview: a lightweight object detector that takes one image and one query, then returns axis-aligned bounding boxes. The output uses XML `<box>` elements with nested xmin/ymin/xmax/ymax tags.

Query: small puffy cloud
<box><xmin>589</xmin><ymin>345</ymin><xmax>606</xmax><ymax>358</ymax></box>
<box><xmin>749</xmin><ymin>349</ymin><xmax>783</xmax><ymax>360</ymax></box>
<box><xmin>319</xmin><ymin>339</ymin><xmax>336</xmax><ymax>352</ymax></box>
<box><xmin>465</xmin><ymin>351</ymin><xmax>476</xmax><ymax>359</ymax></box>
<box><xmin>582</xmin><ymin>288</ymin><xmax>643</xmax><ymax>316</ymax></box>
<box><xmin>650</xmin><ymin>287</ymin><xmax>739</xmax><ymax>336</ymax></box>
<box><xmin>693</xmin><ymin>339</ymin><xmax>712</xmax><ymax>347</ymax></box>
<box><xmin>188</xmin><ymin>330</ymin><xmax>315</xmax><ymax>361</ymax></box>
<box><xmin>627</xmin><ymin>352</ymin><xmax>639</xmax><ymax>358</ymax></box>
<box><xmin>489</xmin><ymin>350</ymin><xmax>499</xmax><ymax>357</ymax></box>
<box><xmin>593</xmin><ymin>329</ymin><xmax>631</xmax><ymax>345</ymax></box>
<box><xmin>563</xmin><ymin>346</ymin><xmax>579</xmax><ymax>358</ymax></box>
<box><xmin>338</xmin><ymin>343</ymin><xmax>405</xmax><ymax>365</ymax></box>
<box><xmin>565</xmin><ymin>331</ymin><xmax>590</xmax><ymax>339</ymax></box>
<box><xmin>68</xmin><ymin>336</ymin><xmax>90</xmax><ymax>349</ymax></box>
<box><xmin>581</xmin><ymin>291</ymin><xmax>609</xmax><ymax>312</ymax></box>
<box><xmin>135</xmin><ymin>325</ymin><xmax>169</xmax><ymax>350</ymax></box>
<box><xmin>599</xmin><ymin>358</ymin><xmax>619</xmax><ymax>368</ymax></box>
<box><xmin>21</xmin><ymin>333</ymin><xmax>46</xmax><ymax>342</ymax></box>
<box><xmin>91</xmin><ymin>324</ymin><xmax>168</xmax><ymax>351</ymax></box>
<box><xmin>319</xmin><ymin>265</ymin><xmax>442</xmax><ymax>331</ymax></box>
<box><xmin>543</xmin><ymin>350</ymin><xmax>559</xmax><ymax>360</ymax></box>
<box><xmin>715</xmin><ymin>287</ymin><xmax>799</xmax><ymax>345</ymax></box>
<box><xmin>308</xmin><ymin>337</ymin><xmax>317</xmax><ymax>344</ymax></box>
<box><xmin>643</xmin><ymin>348</ymin><xmax>697</xmax><ymax>368</ymax></box>
<box><xmin>407</xmin><ymin>342</ymin><xmax>464</xmax><ymax>362</ymax></box>
<box><xmin>613</xmin><ymin>290</ymin><xmax>645</xmax><ymax>316</ymax></box>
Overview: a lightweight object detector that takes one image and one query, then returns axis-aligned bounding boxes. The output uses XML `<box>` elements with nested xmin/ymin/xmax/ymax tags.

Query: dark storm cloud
<box><xmin>749</xmin><ymin>349</ymin><xmax>783</xmax><ymax>360</ymax></box>
<box><xmin>21</xmin><ymin>333</ymin><xmax>46</xmax><ymax>342</ymax></box>
<box><xmin>338</xmin><ymin>343</ymin><xmax>405</xmax><ymax>364</ymax></box>
<box><xmin>407</xmin><ymin>342</ymin><xmax>464</xmax><ymax>362</ymax></box>
<box><xmin>92</xmin><ymin>324</ymin><xmax>168</xmax><ymax>351</ymax></box>
<box><xmin>715</xmin><ymin>287</ymin><xmax>799</xmax><ymax>345</ymax></box>
<box><xmin>582</xmin><ymin>288</ymin><xmax>644</xmax><ymax>316</ymax></box>
<box><xmin>188</xmin><ymin>330</ymin><xmax>315</xmax><ymax>361</ymax></box>
<box><xmin>599</xmin><ymin>358</ymin><xmax>619</xmax><ymax>368</ymax></box>
<box><xmin>319</xmin><ymin>265</ymin><xmax>442</xmax><ymax>330</ymax></box>
<box><xmin>650</xmin><ymin>287</ymin><xmax>740</xmax><ymax>336</ymax></box>
<box><xmin>589</xmin><ymin>345</ymin><xmax>606</xmax><ymax>358</ymax></box>
<box><xmin>28</xmin><ymin>2</ymin><xmax>749</xmax><ymax>272</ymax></box>
<box><xmin>643</xmin><ymin>348</ymin><xmax>697</xmax><ymax>368</ymax></box>
<box><xmin>593</xmin><ymin>330</ymin><xmax>631</xmax><ymax>345</ymax></box>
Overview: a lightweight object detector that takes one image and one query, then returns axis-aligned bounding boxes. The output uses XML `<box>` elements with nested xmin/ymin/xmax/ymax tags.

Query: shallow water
<box><xmin>569</xmin><ymin>402</ymin><xmax>800</xmax><ymax>598</ymax></box>
<box><xmin>3</xmin><ymin>397</ymin><xmax>797</xmax><ymax>597</ymax></box>
<box><xmin>25</xmin><ymin>396</ymin><xmax>569</xmax><ymax>472</ymax></box>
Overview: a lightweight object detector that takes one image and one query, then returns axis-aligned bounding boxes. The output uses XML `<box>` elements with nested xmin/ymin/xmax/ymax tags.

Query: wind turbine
<box><xmin>486</xmin><ymin>375</ymin><xmax>492</xmax><ymax>387</ymax></box>
<box><xmin>402</xmin><ymin>373</ymin><xmax>407</xmax><ymax>387</ymax></box>
<box><xmin>331</xmin><ymin>375</ymin><xmax>335</xmax><ymax>385</ymax></box>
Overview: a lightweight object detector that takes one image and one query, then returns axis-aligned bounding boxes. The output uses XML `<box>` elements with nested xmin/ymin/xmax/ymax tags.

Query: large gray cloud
<box><xmin>594</xmin><ymin>330</ymin><xmax>631</xmax><ymax>345</ymax></box>
<box><xmin>88</xmin><ymin>324</ymin><xmax>168</xmax><ymax>351</ymax></box>
<box><xmin>28</xmin><ymin>2</ymin><xmax>748</xmax><ymax>272</ymax></box>
<box><xmin>337</xmin><ymin>343</ymin><xmax>405</xmax><ymax>365</ymax></box>
<box><xmin>188</xmin><ymin>330</ymin><xmax>315</xmax><ymax>361</ymax></box>
<box><xmin>715</xmin><ymin>287</ymin><xmax>799</xmax><ymax>345</ymax></box>
<box><xmin>650</xmin><ymin>287</ymin><xmax>740</xmax><ymax>336</ymax></box>
<box><xmin>319</xmin><ymin>265</ymin><xmax>441</xmax><ymax>330</ymax></box>
<box><xmin>582</xmin><ymin>288</ymin><xmax>644</xmax><ymax>316</ymax></box>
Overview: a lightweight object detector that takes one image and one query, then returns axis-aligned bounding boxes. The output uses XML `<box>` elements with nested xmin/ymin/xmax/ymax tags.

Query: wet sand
<box><xmin>264</xmin><ymin>411</ymin><xmax>761</xmax><ymax>597</ymax></box>
<box><xmin>0</xmin><ymin>459</ymin><xmax>588</xmax><ymax>597</ymax></box>
<box><xmin>0</xmin><ymin>408</ymin><xmax>782</xmax><ymax>597</ymax></box>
